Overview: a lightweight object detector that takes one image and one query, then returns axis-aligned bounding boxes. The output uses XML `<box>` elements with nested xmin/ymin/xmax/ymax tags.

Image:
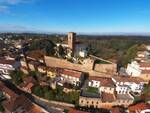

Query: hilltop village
<box><xmin>0</xmin><ymin>32</ymin><xmax>149</xmax><ymax>113</ymax></box>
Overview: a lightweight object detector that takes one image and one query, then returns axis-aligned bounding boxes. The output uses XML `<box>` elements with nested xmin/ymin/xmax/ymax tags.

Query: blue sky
<box><xmin>0</xmin><ymin>0</ymin><xmax>150</xmax><ymax>34</ymax></box>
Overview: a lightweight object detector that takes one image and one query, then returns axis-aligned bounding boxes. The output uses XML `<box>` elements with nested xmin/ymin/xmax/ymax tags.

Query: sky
<box><xmin>0</xmin><ymin>0</ymin><xmax>150</xmax><ymax>34</ymax></box>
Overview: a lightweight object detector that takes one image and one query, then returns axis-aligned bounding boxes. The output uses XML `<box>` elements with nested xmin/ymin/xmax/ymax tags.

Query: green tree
<box><xmin>58</xmin><ymin>45</ymin><xmax>66</xmax><ymax>57</ymax></box>
<box><xmin>10</xmin><ymin>70</ymin><xmax>26</xmax><ymax>85</ymax></box>
<box><xmin>33</xmin><ymin>86</ymin><xmax>43</xmax><ymax>97</ymax></box>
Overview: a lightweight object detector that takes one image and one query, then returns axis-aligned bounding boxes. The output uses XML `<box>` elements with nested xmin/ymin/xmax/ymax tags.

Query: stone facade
<box><xmin>94</xmin><ymin>63</ymin><xmax>117</xmax><ymax>74</ymax></box>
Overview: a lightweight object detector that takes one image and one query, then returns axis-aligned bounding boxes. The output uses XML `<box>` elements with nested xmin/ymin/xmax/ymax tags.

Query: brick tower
<box><xmin>68</xmin><ymin>32</ymin><xmax>76</xmax><ymax>56</ymax></box>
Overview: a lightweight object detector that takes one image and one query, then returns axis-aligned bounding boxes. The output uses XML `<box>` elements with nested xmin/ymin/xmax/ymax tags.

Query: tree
<box><xmin>29</xmin><ymin>39</ymin><xmax>56</xmax><ymax>56</ymax></box>
<box><xmin>58</xmin><ymin>45</ymin><xmax>66</xmax><ymax>57</ymax></box>
<box><xmin>10</xmin><ymin>70</ymin><xmax>26</xmax><ymax>85</ymax></box>
<box><xmin>33</xmin><ymin>86</ymin><xmax>43</xmax><ymax>97</ymax></box>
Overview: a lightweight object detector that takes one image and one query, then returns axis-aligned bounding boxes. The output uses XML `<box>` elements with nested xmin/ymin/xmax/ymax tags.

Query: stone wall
<box><xmin>94</xmin><ymin>63</ymin><xmax>117</xmax><ymax>74</ymax></box>
<box><xmin>44</xmin><ymin>56</ymin><xmax>117</xmax><ymax>77</ymax></box>
<box><xmin>44</xmin><ymin>56</ymin><xmax>88</xmax><ymax>72</ymax></box>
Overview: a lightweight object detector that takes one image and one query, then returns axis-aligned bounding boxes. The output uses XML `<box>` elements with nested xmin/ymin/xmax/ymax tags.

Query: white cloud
<box><xmin>0</xmin><ymin>0</ymin><xmax>34</xmax><ymax>13</ymax></box>
<box><xmin>0</xmin><ymin>0</ymin><xmax>31</xmax><ymax>5</ymax></box>
<box><xmin>0</xmin><ymin>5</ymin><xmax>9</xmax><ymax>13</ymax></box>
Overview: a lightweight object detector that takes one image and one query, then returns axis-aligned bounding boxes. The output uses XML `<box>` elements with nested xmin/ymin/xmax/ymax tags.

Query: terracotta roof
<box><xmin>68</xmin><ymin>108</ymin><xmax>89</xmax><ymax>113</ymax></box>
<box><xmin>112</xmin><ymin>76</ymin><xmax>147</xmax><ymax>84</ymax></box>
<box><xmin>0</xmin><ymin>82</ymin><xmax>17</xmax><ymax>98</ymax></box>
<box><xmin>128</xmin><ymin>102</ymin><xmax>150</xmax><ymax>112</ymax></box>
<box><xmin>89</xmin><ymin>76</ymin><xmax>115</xmax><ymax>87</ymax></box>
<box><xmin>142</xmin><ymin>70</ymin><xmax>150</xmax><ymax>74</ymax></box>
<box><xmin>2</xmin><ymin>94</ymin><xmax>43</xmax><ymax>113</ymax></box>
<box><xmin>23</xmin><ymin>76</ymin><xmax>36</xmax><ymax>84</ymax></box>
<box><xmin>139</xmin><ymin>62</ymin><xmax>150</xmax><ymax>67</ymax></box>
<box><xmin>101</xmin><ymin>92</ymin><xmax>115</xmax><ymax>102</ymax></box>
<box><xmin>61</xmin><ymin>69</ymin><xmax>83</xmax><ymax>78</ymax></box>
<box><xmin>111</xmin><ymin>107</ymin><xmax>123</xmax><ymax>113</ymax></box>
<box><xmin>24</xmin><ymin>83</ymin><xmax>34</xmax><ymax>89</ymax></box>
<box><xmin>116</xmin><ymin>93</ymin><xmax>133</xmax><ymax>100</ymax></box>
<box><xmin>0</xmin><ymin>59</ymin><xmax>15</xmax><ymax>65</ymax></box>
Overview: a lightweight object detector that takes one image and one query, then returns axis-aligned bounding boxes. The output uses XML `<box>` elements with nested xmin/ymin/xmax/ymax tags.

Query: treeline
<box><xmin>28</xmin><ymin>35</ymin><xmax>150</xmax><ymax>67</ymax></box>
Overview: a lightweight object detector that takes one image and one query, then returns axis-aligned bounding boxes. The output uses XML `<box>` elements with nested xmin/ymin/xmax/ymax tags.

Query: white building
<box><xmin>0</xmin><ymin>59</ymin><xmax>20</xmax><ymax>79</ymax></box>
<box><xmin>126</xmin><ymin>61</ymin><xmax>141</xmax><ymax>77</ymax></box>
<box><xmin>126</xmin><ymin>60</ymin><xmax>150</xmax><ymax>80</ymax></box>
<box><xmin>88</xmin><ymin>76</ymin><xmax>115</xmax><ymax>94</ymax></box>
<box><xmin>58</xmin><ymin>69</ymin><xmax>84</xmax><ymax>87</ymax></box>
<box><xmin>112</xmin><ymin>76</ymin><xmax>146</xmax><ymax>94</ymax></box>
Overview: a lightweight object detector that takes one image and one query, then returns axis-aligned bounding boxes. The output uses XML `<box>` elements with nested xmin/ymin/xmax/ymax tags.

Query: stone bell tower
<box><xmin>68</xmin><ymin>32</ymin><xmax>76</xmax><ymax>56</ymax></box>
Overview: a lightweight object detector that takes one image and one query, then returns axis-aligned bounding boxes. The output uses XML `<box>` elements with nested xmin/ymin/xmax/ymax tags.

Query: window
<box><xmin>92</xmin><ymin>101</ymin><xmax>94</xmax><ymax>104</ymax></box>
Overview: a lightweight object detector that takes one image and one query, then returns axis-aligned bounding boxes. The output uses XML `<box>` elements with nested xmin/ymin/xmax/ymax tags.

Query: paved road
<box><xmin>0</xmin><ymin>76</ymin><xmax>63</xmax><ymax>113</ymax></box>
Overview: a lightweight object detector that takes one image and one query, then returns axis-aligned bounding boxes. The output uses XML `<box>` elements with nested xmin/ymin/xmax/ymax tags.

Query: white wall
<box><xmin>126</xmin><ymin>61</ymin><xmax>141</xmax><ymax>77</ymax></box>
<box><xmin>88</xmin><ymin>80</ymin><xmax>100</xmax><ymax>88</ymax></box>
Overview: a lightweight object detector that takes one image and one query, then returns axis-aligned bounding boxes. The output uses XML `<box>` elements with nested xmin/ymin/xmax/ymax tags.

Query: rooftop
<box><xmin>139</xmin><ymin>62</ymin><xmax>150</xmax><ymax>67</ymax></box>
<box><xmin>128</xmin><ymin>102</ymin><xmax>150</xmax><ymax>112</ymax></box>
<box><xmin>101</xmin><ymin>92</ymin><xmax>115</xmax><ymax>102</ymax></box>
<box><xmin>0</xmin><ymin>59</ymin><xmax>15</xmax><ymax>65</ymax></box>
<box><xmin>80</xmin><ymin>90</ymin><xmax>100</xmax><ymax>98</ymax></box>
<box><xmin>2</xmin><ymin>94</ymin><xmax>43</xmax><ymax>113</ymax></box>
<box><xmin>111</xmin><ymin>107</ymin><xmax>124</xmax><ymax>113</ymax></box>
<box><xmin>89</xmin><ymin>76</ymin><xmax>115</xmax><ymax>88</ymax></box>
<box><xmin>116</xmin><ymin>93</ymin><xmax>133</xmax><ymax>100</ymax></box>
<box><xmin>61</xmin><ymin>69</ymin><xmax>83</xmax><ymax>78</ymax></box>
<box><xmin>112</xmin><ymin>76</ymin><xmax>147</xmax><ymax>84</ymax></box>
<box><xmin>0</xmin><ymin>82</ymin><xmax>17</xmax><ymax>98</ymax></box>
<box><xmin>68</xmin><ymin>108</ymin><xmax>89</xmax><ymax>113</ymax></box>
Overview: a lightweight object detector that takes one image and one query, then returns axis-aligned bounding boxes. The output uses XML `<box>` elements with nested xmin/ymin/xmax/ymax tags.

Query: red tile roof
<box><xmin>111</xmin><ymin>107</ymin><xmax>123</xmax><ymax>113</ymax></box>
<box><xmin>23</xmin><ymin>76</ymin><xmax>36</xmax><ymax>84</ymax></box>
<box><xmin>2</xmin><ymin>94</ymin><xmax>43</xmax><ymax>113</ymax></box>
<box><xmin>68</xmin><ymin>108</ymin><xmax>89</xmax><ymax>113</ymax></box>
<box><xmin>128</xmin><ymin>102</ymin><xmax>150</xmax><ymax>112</ymax></box>
<box><xmin>139</xmin><ymin>62</ymin><xmax>150</xmax><ymax>67</ymax></box>
<box><xmin>112</xmin><ymin>76</ymin><xmax>147</xmax><ymax>83</ymax></box>
<box><xmin>142</xmin><ymin>70</ymin><xmax>150</xmax><ymax>74</ymax></box>
<box><xmin>0</xmin><ymin>82</ymin><xmax>17</xmax><ymax>98</ymax></box>
<box><xmin>61</xmin><ymin>69</ymin><xmax>83</xmax><ymax>78</ymax></box>
<box><xmin>89</xmin><ymin>76</ymin><xmax>115</xmax><ymax>87</ymax></box>
<box><xmin>0</xmin><ymin>59</ymin><xmax>15</xmax><ymax>65</ymax></box>
<box><xmin>101</xmin><ymin>92</ymin><xmax>115</xmax><ymax>102</ymax></box>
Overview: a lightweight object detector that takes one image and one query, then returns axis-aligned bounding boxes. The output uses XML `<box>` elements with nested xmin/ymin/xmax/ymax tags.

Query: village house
<box><xmin>38</xmin><ymin>65</ymin><xmax>47</xmax><ymax>74</ymax></box>
<box><xmin>114</xmin><ymin>93</ymin><xmax>134</xmax><ymax>107</ymax></box>
<box><xmin>128</xmin><ymin>102</ymin><xmax>150</xmax><ymax>113</ymax></box>
<box><xmin>110</xmin><ymin>107</ymin><xmax>125</xmax><ymax>113</ymax></box>
<box><xmin>0</xmin><ymin>82</ymin><xmax>48</xmax><ymax>113</ymax></box>
<box><xmin>79</xmin><ymin>76</ymin><xmax>136</xmax><ymax>109</ymax></box>
<box><xmin>112</xmin><ymin>76</ymin><xmax>146</xmax><ymax>94</ymax></box>
<box><xmin>68</xmin><ymin>108</ymin><xmax>89</xmax><ymax>113</ymax></box>
<box><xmin>0</xmin><ymin>58</ymin><xmax>20</xmax><ymax>79</ymax></box>
<box><xmin>58</xmin><ymin>69</ymin><xmax>85</xmax><ymax>87</ymax></box>
<box><xmin>135</xmin><ymin>51</ymin><xmax>150</xmax><ymax>62</ymax></box>
<box><xmin>126</xmin><ymin>60</ymin><xmax>150</xmax><ymax>80</ymax></box>
<box><xmin>88</xmin><ymin>76</ymin><xmax>115</xmax><ymax>94</ymax></box>
<box><xmin>20</xmin><ymin>76</ymin><xmax>36</xmax><ymax>93</ymax></box>
<box><xmin>79</xmin><ymin>92</ymin><xmax>102</xmax><ymax>108</ymax></box>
